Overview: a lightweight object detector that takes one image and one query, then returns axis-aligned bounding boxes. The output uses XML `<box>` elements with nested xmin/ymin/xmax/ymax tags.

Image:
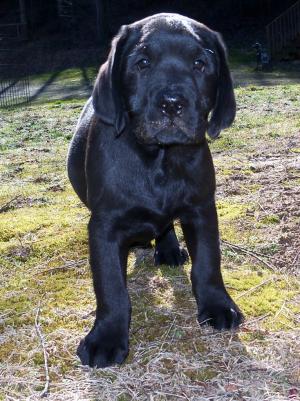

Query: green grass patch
<box><xmin>260</xmin><ymin>214</ymin><xmax>281</xmax><ymax>225</ymax></box>
<box><xmin>217</xmin><ymin>200</ymin><xmax>248</xmax><ymax>220</ymax></box>
<box><xmin>224</xmin><ymin>268</ymin><xmax>299</xmax><ymax>330</ymax></box>
<box><xmin>28</xmin><ymin>66</ymin><xmax>98</xmax><ymax>86</ymax></box>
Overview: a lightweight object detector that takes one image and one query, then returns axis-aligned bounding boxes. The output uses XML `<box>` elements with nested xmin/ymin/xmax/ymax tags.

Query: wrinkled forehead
<box><xmin>139</xmin><ymin>32</ymin><xmax>201</xmax><ymax>56</ymax></box>
<box><xmin>131</xmin><ymin>15</ymin><xmax>213</xmax><ymax>55</ymax></box>
<box><xmin>141</xmin><ymin>15</ymin><xmax>201</xmax><ymax>41</ymax></box>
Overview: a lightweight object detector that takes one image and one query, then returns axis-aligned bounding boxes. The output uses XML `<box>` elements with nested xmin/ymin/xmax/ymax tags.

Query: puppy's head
<box><xmin>93</xmin><ymin>13</ymin><xmax>236</xmax><ymax>145</ymax></box>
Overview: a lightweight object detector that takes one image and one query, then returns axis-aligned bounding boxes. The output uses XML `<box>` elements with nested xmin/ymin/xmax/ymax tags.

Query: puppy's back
<box><xmin>67</xmin><ymin>97</ymin><xmax>94</xmax><ymax>206</ymax></box>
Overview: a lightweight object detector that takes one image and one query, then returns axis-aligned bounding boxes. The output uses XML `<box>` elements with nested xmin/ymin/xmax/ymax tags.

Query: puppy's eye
<box><xmin>193</xmin><ymin>59</ymin><xmax>205</xmax><ymax>72</ymax></box>
<box><xmin>137</xmin><ymin>58</ymin><xmax>150</xmax><ymax>70</ymax></box>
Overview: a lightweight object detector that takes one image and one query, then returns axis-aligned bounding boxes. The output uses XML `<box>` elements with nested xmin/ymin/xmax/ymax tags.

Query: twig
<box><xmin>292</xmin><ymin>250</ymin><xmax>300</xmax><ymax>266</ymax></box>
<box><xmin>221</xmin><ymin>239</ymin><xmax>272</xmax><ymax>259</ymax></box>
<box><xmin>158</xmin><ymin>317</ymin><xmax>176</xmax><ymax>354</ymax></box>
<box><xmin>244</xmin><ymin>313</ymin><xmax>271</xmax><ymax>325</ymax></box>
<box><xmin>273</xmin><ymin>301</ymin><xmax>286</xmax><ymax>320</ymax></box>
<box><xmin>35</xmin><ymin>303</ymin><xmax>50</xmax><ymax>398</ymax></box>
<box><xmin>0</xmin><ymin>195</ymin><xmax>21</xmax><ymax>213</ymax></box>
<box><xmin>236</xmin><ymin>277</ymin><xmax>275</xmax><ymax>300</ymax></box>
<box><xmin>221</xmin><ymin>239</ymin><xmax>276</xmax><ymax>271</ymax></box>
<box><xmin>154</xmin><ymin>391</ymin><xmax>188</xmax><ymax>400</ymax></box>
<box><xmin>41</xmin><ymin>259</ymin><xmax>86</xmax><ymax>274</ymax></box>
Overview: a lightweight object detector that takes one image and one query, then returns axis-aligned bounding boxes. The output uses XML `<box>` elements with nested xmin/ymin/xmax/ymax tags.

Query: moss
<box><xmin>283</xmin><ymin>178</ymin><xmax>300</xmax><ymax>188</ymax></box>
<box><xmin>217</xmin><ymin>201</ymin><xmax>248</xmax><ymax>221</ymax></box>
<box><xmin>0</xmin><ymin>291</ymin><xmax>33</xmax><ymax>328</ymax></box>
<box><xmin>0</xmin><ymin>340</ymin><xmax>19</xmax><ymax>361</ymax></box>
<box><xmin>242</xmin><ymin>169</ymin><xmax>255</xmax><ymax>176</ymax></box>
<box><xmin>220</xmin><ymin>168</ymin><xmax>235</xmax><ymax>176</ymax></box>
<box><xmin>258</xmin><ymin>243</ymin><xmax>279</xmax><ymax>256</ymax></box>
<box><xmin>130</xmin><ymin>312</ymin><xmax>170</xmax><ymax>344</ymax></box>
<box><xmin>209</xmin><ymin>134</ymin><xmax>248</xmax><ymax>152</ymax></box>
<box><xmin>245</xmin><ymin>183</ymin><xmax>261</xmax><ymax>192</ymax></box>
<box><xmin>0</xmin><ymin>185</ymin><xmax>88</xmax><ymax>259</ymax></box>
<box><xmin>268</xmin><ymin>131</ymin><xmax>281</xmax><ymax>138</ymax></box>
<box><xmin>117</xmin><ymin>394</ymin><xmax>132</xmax><ymax>401</ymax></box>
<box><xmin>219</xmin><ymin>225</ymin><xmax>240</xmax><ymax>243</ymax></box>
<box><xmin>184</xmin><ymin>368</ymin><xmax>218</xmax><ymax>382</ymax></box>
<box><xmin>238</xmin><ymin>183</ymin><xmax>262</xmax><ymax>196</ymax></box>
<box><xmin>223</xmin><ymin>268</ymin><xmax>300</xmax><ymax>330</ymax></box>
<box><xmin>260</xmin><ymin>214</ymin><xmax>280</xmax><ymax>225</ymax></box>
<box><xmin>240</xmin><ymin>331</ymin><xmax>267</xmax><ymax>342</ymax></box>
<box><xmin>0</xmin><ymin>335</ymin><xmax>40</xmax><ymax>365</ymax></box>
<box><xmin>157</xmin><ymin>264</ymin><xmax>184</xmax><ymax>278</ymax></box>
<box><xmin>216</xmin><ymin>201</ymin><xmax>255</xmax><ymax>245</ymax></box>
<box><xmin>173</xmin><ymin>337</ymin><xmax>207</xmax><ymax>356</ymax></box>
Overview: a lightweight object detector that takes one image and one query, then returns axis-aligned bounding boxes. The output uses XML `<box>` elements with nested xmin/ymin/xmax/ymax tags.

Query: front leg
<box><xmin>77</xmin><ymin>215</ymin><xmax>131</xmax><ymax>368</ymax></box>
<box><xmin>181</xmin><ymin>200</ymin><xmax>243</xmax><ymax>330</ymax></box>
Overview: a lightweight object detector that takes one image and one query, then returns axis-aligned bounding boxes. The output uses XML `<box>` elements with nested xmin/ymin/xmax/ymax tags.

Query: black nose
<box><xmin>159</xmin><ymin>93</ymin><xmax>185</xmax><ymax>117</ymax></box>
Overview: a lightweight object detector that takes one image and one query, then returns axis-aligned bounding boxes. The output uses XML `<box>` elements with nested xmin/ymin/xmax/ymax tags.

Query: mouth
<box><xmin>137</xmin><ymin>118</ymin><xmax>204</xmax><ymax>146</ymax></box>
<box><xmin>155</xmin><ymin>126</ymin><xmax>195</xmax><ymax>145</ymax></box>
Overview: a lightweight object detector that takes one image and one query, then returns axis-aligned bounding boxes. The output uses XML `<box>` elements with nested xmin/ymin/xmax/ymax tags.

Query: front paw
<box><xmin>77</xmin><ymin>320</ymin><xmax>129</xmax><ymax>368</ymax></box>
<box><xmin>198</xmin><ymin>291</ymin><xmax>244</xmax><ymax>330</ymax></box>
<box><xmin>154</xmin><ymin>246</ymin><xmax>188</xmax><ymax>266</ymax></box>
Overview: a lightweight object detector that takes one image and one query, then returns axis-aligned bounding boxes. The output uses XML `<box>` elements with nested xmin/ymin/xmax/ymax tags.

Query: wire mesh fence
<box><xmin>0</xmin><ymin>63</ymin><xmax>30</xmax><ymax>108</ymax></box>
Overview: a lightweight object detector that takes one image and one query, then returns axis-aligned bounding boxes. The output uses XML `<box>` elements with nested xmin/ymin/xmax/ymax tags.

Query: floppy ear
<box><xmin>92</xmin><ymin>25</ymin><xmax>128</xmax><ymax>136</ymax></box>
<box><xmin>207</xmin><ymin>33</ymin><xmax>236</xmax><ymax>138</ymax></box>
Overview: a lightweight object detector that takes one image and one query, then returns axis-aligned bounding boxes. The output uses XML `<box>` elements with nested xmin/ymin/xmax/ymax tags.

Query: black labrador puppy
<box><xmin>67</xmin><ymin>13</ymin><xmax>243</xmax><ymax>368</ymax></box>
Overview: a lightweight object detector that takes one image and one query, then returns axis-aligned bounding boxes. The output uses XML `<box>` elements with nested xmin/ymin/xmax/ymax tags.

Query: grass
<box><xmin>0</xmin><ymin>68</ymin><xmax>300</xmax><ymax>400</ymax></box>
<box><xmin>28</xmin><ymin>66</ymin><xmax>98</xmax><ymax>85</ymax></box>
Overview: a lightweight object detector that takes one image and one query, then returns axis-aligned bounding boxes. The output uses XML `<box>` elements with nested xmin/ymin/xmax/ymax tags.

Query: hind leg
<box><xmin>154</xmin><ymin>223</ymin><xmax>188</xmax><ymax>266</ymax></box>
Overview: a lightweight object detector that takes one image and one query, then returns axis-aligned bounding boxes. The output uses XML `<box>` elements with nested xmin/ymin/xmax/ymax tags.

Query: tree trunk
<box><xmin>95</xmin><ymin>0</ymin><xmax>108</xmax><ymax>44</ymax></box>
<box><xmin>19</xmin><ymin>0</ymin><xmax>28</xmax><ymax>39</ymax></box>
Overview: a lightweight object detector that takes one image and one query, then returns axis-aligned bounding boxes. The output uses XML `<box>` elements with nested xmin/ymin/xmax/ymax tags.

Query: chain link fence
<box><xmin>0</xmin><ymin>61</ymin><xmax>30</xmax><ymax>108</ymax></box>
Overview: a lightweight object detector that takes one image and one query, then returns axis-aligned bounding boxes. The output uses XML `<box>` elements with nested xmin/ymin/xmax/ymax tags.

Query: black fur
<box><xmin>67</xmin><ymin>13</ymin><xmax>243</xmax><ymax>368</ymax></box>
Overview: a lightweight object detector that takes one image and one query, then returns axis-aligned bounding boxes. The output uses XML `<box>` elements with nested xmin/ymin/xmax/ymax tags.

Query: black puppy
<box><xmin>68</xmin><ymin>13</ymin><xmax>243</xmax><ymax>368</ymax></box>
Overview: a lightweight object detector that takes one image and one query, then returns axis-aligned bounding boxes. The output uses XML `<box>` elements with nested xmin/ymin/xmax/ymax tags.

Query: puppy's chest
<box><xmin>97</xmin><ymin>143</ymin><xmax>211</xmax><ymax>215</ymax></box>
<box><xmin>153</xmin><ymin>167</ymin><xmax>191</xmax><ymax>202</ymax></box>
<box><xmin>126</xmin><ymin>163</ymin><xmax>201</xmax><ymax>215</ymax></box>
